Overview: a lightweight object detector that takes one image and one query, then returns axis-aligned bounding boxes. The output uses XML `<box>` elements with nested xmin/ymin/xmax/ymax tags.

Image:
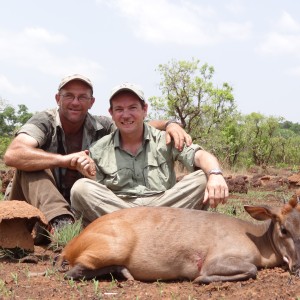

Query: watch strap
<box><xmin>208</xmin><ymin>168</ymin><xmax>223</xmax><ymax>175</ymax></box>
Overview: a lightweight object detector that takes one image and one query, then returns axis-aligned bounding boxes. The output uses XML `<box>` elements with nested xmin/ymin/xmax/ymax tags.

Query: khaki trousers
<box><xmin>71</xmin><ymin>170</ymin><xmax>208</xmax><ymax>226</ymax></box>
<box><xmin>6</xmin><ymin>169</ymin><xmax>74</xmax><ymax>222</ymax></box>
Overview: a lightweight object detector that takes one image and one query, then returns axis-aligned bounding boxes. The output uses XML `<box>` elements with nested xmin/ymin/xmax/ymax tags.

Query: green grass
<box><xmin>242</xmin><ymin>189</ymin><xmax>293</xmax><ymax>203</ymax></box>
<box><xmin>49</xmin><ymin>218</ymin><xmax>83</xmax><ymax>251</ymax></box>
<box><xmin>0</xmin><ymin>279</ymin><xmax>14</xmax><ymax>297</ymax></box>
<box><xmin>210</xmin><ymin>189</ymin><xmax>295</xmax><ymax>222</ymax></box>
<box><xmin>0</xmin><ymin>247</ymin><xmax>30</xmax><ymax>260</ymax></box>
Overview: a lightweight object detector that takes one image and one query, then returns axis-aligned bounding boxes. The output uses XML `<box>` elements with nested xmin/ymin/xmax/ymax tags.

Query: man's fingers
<box><xmin>165</xmin><ymin>132</ymin><xmax>172</xmax><ymax>145</ymax></box>
<box><xmin>184</xmin><ymin>133</ymin><xmax>192</xmax><ymax>147</ymax></box>
<box><xmin>70</xmin><ymin>157</ymin><xmax>78</xmax><ymax>167</ymax></box>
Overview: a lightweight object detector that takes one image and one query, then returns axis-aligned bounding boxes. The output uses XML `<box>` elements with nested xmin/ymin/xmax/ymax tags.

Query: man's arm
<box><xmin>194</xmin><ymin>149</ymin><xmax>229</xmax><ymax>208</ymax></box>
<box><xmin>4</xmin><ymin>134</ymin><xmax>63</xmax><ymax>171</ymax></box>
<box><xmin>4</xmin><ymin>133</ymin><xmax>95</xmax><ymax>177</ymax></box>
<box><xmin>148</xmin><ymin>120</ymin><xmax>192</xmax><ymax>151</ymax></box>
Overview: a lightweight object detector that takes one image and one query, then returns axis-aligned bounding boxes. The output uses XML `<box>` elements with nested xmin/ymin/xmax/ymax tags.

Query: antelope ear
<box><xmin>244</xmin><ymin>205</ymin><xmax>280</xmax><ymax>221</ymax></box>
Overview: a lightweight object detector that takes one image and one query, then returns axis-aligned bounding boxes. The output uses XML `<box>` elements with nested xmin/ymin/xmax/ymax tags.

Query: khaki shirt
<box><xmin>90</xmin><ymin>123</ymin><xmax>202</xmax><ymax>198</ymax></box>
<box><xmin>17</xmin><ymin>108</ymin><xmax>115</xmax><ymax>200</ymax></box>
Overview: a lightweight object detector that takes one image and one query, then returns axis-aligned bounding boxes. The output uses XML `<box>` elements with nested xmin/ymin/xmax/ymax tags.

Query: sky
<box><xmin>0</xmin><ymin>0</ymin><xmax>299</xmax><ymax>123</ymax></box>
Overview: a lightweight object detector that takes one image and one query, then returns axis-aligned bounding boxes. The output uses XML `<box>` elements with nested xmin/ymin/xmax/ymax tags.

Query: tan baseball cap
<box><xmin>58</xmin><ymin>74</ymin><xmax>93</xmax><ymax>92</ymax></box>
<box><xmin>109</xmin><ymin>82</ymin><xmax>145</xmax><ymax>101</ymax></box>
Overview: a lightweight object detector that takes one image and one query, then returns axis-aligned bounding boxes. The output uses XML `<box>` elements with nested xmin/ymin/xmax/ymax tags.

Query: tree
<box><xmin>0</xmin><ymin>102</ymin><xmax>33</xmax><ymax>137</ymax></box>
<box><xmin>271</xmin><ymin>127</ymin><xmax>300</xmax><ymax>166</ymax></box>
<box><xmin>242</xmin><ymin>113</ymin><xmax>284</xmax><ymax>166</ymax></box>
<box><xmin>148</xmin><ymin>59</ymin><xmax>300</xmax><ymax>168</ymax></box>
<box><xmin>218</xmin><ymin>112</ymin><xmax>247</xmax><ymax>167</ymax></box>
<box><xmin>149</xmin><ymin>58</ymin><xmax>237</xmax><ymax>157</ymax></box>
<box><xmin>280</xmin><ymin>121</ymin><xmax>300</xmax><ymax>135</ymax></box>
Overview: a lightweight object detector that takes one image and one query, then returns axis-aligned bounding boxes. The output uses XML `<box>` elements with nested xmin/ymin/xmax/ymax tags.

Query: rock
<box><xmin>225</xmin><ymin>175</ymin><xmax>248</xmax><ymax>193</ymax></box>
<box><xmin>0</xmin><ymin>200</ymin><xmax>47</xmax><ymax>251</ymax></box>
<box><xmin>288</xmin><ymin>174</ymin><xmax>300</xmax><ymax>188</ymax></box>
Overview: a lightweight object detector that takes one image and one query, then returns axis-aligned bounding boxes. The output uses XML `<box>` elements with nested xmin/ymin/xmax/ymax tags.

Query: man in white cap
<box><xmin>3</xmin><ymin>75</ymin><xmax>190</xmax><ymax>242</ymax></box>
<box><xmin>71</xmin><ymin>82</ymin><xmax>228</xmax><ymax>226</ymax></box>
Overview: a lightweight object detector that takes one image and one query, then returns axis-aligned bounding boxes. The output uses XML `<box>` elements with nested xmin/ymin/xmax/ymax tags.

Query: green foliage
<box><xmin>149</xmin><ymin>59</ymin><xmax>236</xmax><ymax>142</ymax></box>
<box><xmin>218</xmin><ymin>113</ymin><xmax>245</xmax><ymax>167</ymax></box>
<box><xmin>280</xmin><ymin>120</ymin><xmax>300</xmax><ymax>134</ymax></box>
<box><xmin>0</xmin><ymin>100</ymin><xmax>32</xmax><ymax>158</ymax></box>
<box><xmin>0</xmin><ymin>102</ymin><xmax>32</xmax><ymax>137</ymax></box>
<box><xmin>148</xmin><ymin>58</ymin><xmax>240</xmax><ymax>166</ymax></box>
<box><xmin>242</xmin><ymin>113</ymin><xmax>282</xmax><ymax>166</ymax></box>
<box><xmin>49</xmin><ymin>218</ymin><xmax>83</xmax><ymax>251</ymax></box>
<box><xmin>0</xmin><ymin>136</ymin><xmax>11</xmax><ymax>157</ymax></box>
<box><xmin>148</xmin><ymin>58</ymin><xmax>300</xmax><ymax>168</ymax></box>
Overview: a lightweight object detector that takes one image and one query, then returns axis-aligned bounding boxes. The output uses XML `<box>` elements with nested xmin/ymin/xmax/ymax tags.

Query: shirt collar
<box><xmin>113</xmin><ymin>122</ymin><xmax>150</xmax><ymax>149</ymax></box>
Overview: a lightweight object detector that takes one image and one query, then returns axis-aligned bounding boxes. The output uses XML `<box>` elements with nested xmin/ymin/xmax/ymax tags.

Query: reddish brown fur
<box><xmin>59</xmin><ymin>217</ymin><xmax>136</xmax><ymax>270</ymax></box>
<box><xmin>282</xmin><ymin>196</ymin><xmax>299</xmax><ymax>215</ymax></box>
<box><xmin>56</xmin><ymin>197</ymin><xmax>300</xmax><ymax>283</ymax></box>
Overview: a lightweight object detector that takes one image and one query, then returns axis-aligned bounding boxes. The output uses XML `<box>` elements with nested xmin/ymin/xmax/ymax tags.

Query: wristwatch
<box><xmin>165</xmin><ymin>119</ymin><xmax>183</xmax><ymax>129</ymax></box>
<box><xmin>208</xmin><ymin>168</ymin><xmax>223</xmax><ymax>176</ymax></box>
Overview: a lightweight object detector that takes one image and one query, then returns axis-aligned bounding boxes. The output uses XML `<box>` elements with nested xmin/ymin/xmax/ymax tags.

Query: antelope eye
<box><xmin>280</xmin><ymin>226</ymin><xmax>288</xmax><ymax>235</ymax></box>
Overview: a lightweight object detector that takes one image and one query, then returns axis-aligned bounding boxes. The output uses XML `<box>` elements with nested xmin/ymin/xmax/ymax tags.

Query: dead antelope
<box><xmin>56</xmin><ymin>197</ymin><xmax>300</xmax><ymax>283</ymax></box>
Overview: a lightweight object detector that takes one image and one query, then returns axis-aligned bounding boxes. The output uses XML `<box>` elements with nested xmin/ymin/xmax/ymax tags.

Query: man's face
<box><xmin>55</xmin><ymin>80</ymin><xmax>95</xmax><ymax>125</ymax></box>
<box><xmin>109</xmin><ymin>91</ymin><xmax>148</xmax><ymax>135</ymax></box>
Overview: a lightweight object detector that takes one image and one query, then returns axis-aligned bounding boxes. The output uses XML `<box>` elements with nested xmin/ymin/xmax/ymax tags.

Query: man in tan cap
<box><xmin>3</xmin><ymin>75</ymin><xmax>190</xmax><ymax>243</ymax></box>
<box><xmin>71</xmin><ymin>82</ymin><xmax>228</xmax><ymax>226</ymax></box>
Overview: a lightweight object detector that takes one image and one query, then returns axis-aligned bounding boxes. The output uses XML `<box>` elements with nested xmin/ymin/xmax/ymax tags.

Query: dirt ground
<box><xmin>1</xmin><ymin>168</ymin><xmax>300</xmax><ymax>299</ymax></box>
<box><xmin>1</xmin><ymin>256</ymin><xmax>299</xmax><ymax>300</ymax></box>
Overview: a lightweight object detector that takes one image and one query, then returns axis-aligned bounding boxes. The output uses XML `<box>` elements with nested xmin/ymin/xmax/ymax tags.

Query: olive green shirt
<box><xmin>90</xmin><ymin>123</ymin><xmax>202</xmax><ymax>198</ymax></box>
<box><xmin>16</xmin><ymin>108</ymin><xmax>115</xmax><ymax>200</ymax></box>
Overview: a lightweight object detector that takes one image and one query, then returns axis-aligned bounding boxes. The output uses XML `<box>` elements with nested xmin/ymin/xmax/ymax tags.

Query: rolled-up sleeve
<box><xmin>173</xmin><ymin>144</ymin><xmax>203</xmax><ymax>172</ymax></box>
<box><xmin>17</xmin><ymin>123</ymin><xmax>47</xmax><ymax>147</ymax></box>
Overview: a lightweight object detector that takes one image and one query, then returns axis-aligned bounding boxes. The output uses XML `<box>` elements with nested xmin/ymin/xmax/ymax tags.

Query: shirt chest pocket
<box><xmin>101</xmin><ymin>164</ymin><xmax>135</xmax><ymax>191</ymax></box>
<box><xmin>143</xmin><ymin>154</ymin><xmax>174</xmax><ymax>190</ymax></box>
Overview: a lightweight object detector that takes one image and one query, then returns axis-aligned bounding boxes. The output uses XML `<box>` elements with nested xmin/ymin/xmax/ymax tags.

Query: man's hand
<box><xmin>65</xmin><ymin>150</ymin><xmax>96</xmax><ymax>179</ymax></box>
<box><xmin>165</xmin><ymin>123</ymin><xmax>192</xmax><ymax>151</ymax></box>
<box><xmin>203</xmin><ymin>174</ymin><xmax>229</xmax><ymax>208</ymax></box>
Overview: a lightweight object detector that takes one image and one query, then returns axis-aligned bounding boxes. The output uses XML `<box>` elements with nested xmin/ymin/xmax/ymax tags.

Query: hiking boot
<box><xmin>49</xmin><ymin>214</ymin><xmax>74</xmax><ymax>234</ymax></box>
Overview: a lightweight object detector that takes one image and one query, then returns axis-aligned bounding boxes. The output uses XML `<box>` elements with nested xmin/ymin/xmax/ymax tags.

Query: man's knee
<box><xmin>71</xmin><ymin>178</ymin><xmax>90</xmax><ymax>200</ymax></box>
<box><xmin>179</xmin><ymin>170</ymin><xmax>207</xmax><ymax>191</ymax></box>
<box><xmin>189</xmin><ymin>169</ymin><xmax>207</xmax><ymax>181</ymax></box>
<box><xmin>70</xmin><ymin>178</ymin><xmax>97</xmax><ymax>210</ymax></box>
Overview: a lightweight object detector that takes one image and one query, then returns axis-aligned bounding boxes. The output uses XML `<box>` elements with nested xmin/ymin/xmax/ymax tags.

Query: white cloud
<box><xmin>24</xmin><ymin>27</ymin><xmax>67</xmax><ymax>43</ymax></box>
<box><xmin>98</xmin><ymin>0</ymin><xmax>251</xmax><ymax>45</ymax></box>
<box><xmin>225</xmin><ymin>0</ymin><xmax>245</xmax><ymax>15</ymax></box>
<box><xmin>257</xmin><ymin>12</ymin><xmax>300</xmax><ymax>56</ymax></box>
<box><xmin>258</xmin><ymin>32</ymin><xmax>300</xmax><ymax>55</ymax></box>
<box><xmin>277</xmin><ymin>11</ymin><xmax>300</xmax><ymax>32</ymax></box>
<box><xmin>0</xmin><ymin>74</ymin><xmax>37</xmax><ymax>96</ymax></box>
<box><xmin>218</xmin><ymin>21</ymin><xmax>252</xmax><ymax>40</ymax></box>
<box><xmin>0</xmin><ymin>28</ymin><xmax>103</xmax><ymax>78</ymax></box>
<box><xmin>286</xmin><ymin>65</ymin><xmax>300</xmax><ymax>76</ymax></box>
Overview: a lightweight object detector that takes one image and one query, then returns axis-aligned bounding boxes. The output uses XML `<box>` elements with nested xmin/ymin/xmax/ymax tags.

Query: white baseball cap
<box><xmin>109</xmin><ymin>82</ymin><xmax>145</xmax><ymax>101</ymax></box>
<box><xmin>58</xmin><ymin>74</ymin><xmax>93</xmax><ymax>92</ymax></box>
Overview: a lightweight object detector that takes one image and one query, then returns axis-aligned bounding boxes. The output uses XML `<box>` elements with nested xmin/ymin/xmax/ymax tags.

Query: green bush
<box><xmin>0</xmin><ymin>137</ymin><xmax>11</xmax><ymax>158</ymax></box>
